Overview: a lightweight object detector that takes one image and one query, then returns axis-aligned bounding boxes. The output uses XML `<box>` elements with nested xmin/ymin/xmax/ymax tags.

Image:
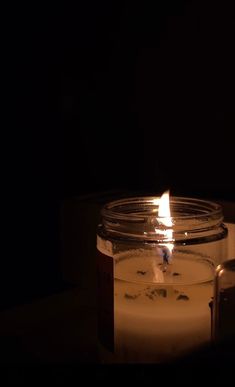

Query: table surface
<box><xmin>0</xmin><ymin>195</ymin><xmax>235</xmax><ymax>381</ymax></box>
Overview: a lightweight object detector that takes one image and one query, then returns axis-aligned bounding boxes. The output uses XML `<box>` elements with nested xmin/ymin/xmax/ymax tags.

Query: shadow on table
<box><xmin>1</xmin><ymin>340</ymin><xmax>235</xmax><ymax>384</ymax></box>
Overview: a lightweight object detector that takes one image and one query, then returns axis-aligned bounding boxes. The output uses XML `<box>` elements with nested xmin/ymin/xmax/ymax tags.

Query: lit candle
<box><xmin>97</xmin><ymin>191</ymin><xmax>227</xmax><ymax>363</ymax></box>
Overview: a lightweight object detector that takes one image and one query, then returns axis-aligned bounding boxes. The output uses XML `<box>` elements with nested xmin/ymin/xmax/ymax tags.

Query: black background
<box><xmin>4</xmin><ymin>1</ymin><xmax>235</xmax><ymax>305</ymax></box>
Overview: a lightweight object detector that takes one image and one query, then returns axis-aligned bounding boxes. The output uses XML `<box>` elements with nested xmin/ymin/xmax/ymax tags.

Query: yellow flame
<box><xmin>158</xmin><ymin>190</ymin><xmax>172</xmax><ymax>226</ymax></box>
<box><xmin>155</xmin><ymin>190</ymin><xmax>174</xmax><ymax>254</ymax></box>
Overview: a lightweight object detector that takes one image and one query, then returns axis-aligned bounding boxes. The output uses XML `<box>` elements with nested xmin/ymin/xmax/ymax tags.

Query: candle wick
<box><xmin>162</xmin><ymin>246</ymin><xmax>170</xmax><ymax>272</ymax></box>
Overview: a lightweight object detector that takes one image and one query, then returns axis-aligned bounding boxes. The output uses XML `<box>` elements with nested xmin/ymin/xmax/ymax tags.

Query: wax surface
<box><xmin>114</xmin><ymin>250</ymin><xmax>214</xmax><ymax>363</ymax></box>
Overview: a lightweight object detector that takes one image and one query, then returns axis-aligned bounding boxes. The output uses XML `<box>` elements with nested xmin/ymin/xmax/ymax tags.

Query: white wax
<box><xmin>114</xmin><ymin>250</ymin><xmax>214</xmax><ymax>363</ymax></box>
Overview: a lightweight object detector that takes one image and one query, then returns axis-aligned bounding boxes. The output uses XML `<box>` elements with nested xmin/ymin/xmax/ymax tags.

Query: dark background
<box><xmin>4</xmin><ymin>1</ymin><xmax>235</xmax><ymax>305</ymax></box>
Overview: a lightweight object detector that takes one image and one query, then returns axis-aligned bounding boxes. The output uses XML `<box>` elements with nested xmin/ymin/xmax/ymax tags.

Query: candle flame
<box><xmin>154</xmin><ymin>190</ymin><xmax>174</xmax><ymax>261</ymax></box>
<box><xmin>158</xmin><ymin>190</ymin><xmax>172</xmax><ymax>227</ymax></box>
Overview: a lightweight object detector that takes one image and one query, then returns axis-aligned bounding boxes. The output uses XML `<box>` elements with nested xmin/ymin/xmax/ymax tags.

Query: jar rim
<box><xmin>102</xmin><ymin>196</ymin><xmax>222</xmax><ymax>222</ymax></box>
<box><xmin>100</xmin><ymin>196</ymin><xmax>226</xmax><ymax>243</ymax></box>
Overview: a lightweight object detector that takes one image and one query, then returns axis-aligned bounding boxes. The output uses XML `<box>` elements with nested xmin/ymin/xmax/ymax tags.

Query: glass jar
<box><xmin>213</xmin><ymin>259</ymin><xmax>235</xmax><ymax>343</ymax></box>
<box><xmin>97</xmin><ymin>195</ymin><xmax>228</xmax><ymax>363</ymax></box>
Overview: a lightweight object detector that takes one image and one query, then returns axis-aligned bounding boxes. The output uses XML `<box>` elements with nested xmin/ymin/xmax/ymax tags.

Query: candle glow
<box><xmin>154</xmin><ymin>190</ymin><xmax>174</xmax><ymax>268</ymax></box>
<box><xmin>97</xmin><ymin>192</ymin><xmax>228</xmax><ymax>363</ymax></box>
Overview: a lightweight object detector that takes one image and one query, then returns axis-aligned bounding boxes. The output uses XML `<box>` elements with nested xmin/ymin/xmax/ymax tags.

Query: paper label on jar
<box><xmin>97</xmin><ymin>236</ymin><xmax>114</xmax><ymax>352</ymax></box>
